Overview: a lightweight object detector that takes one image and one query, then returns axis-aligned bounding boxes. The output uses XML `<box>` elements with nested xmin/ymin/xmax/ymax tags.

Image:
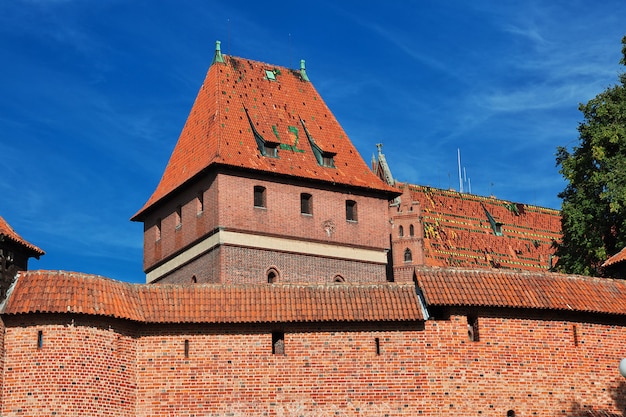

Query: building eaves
<box><xmin>2</xmin><ymin>271</ymin><xmax>424</xmax><ymax>323</ymax></box>
<box><xmin>416</xmin><ymin>266</ymin><xmax>626</xmax><ymax>315</ymax></box>
<box><xmin>0</xmin><ymin>215</ymin><xmax>44</xmax><ymax>257</ymax></box>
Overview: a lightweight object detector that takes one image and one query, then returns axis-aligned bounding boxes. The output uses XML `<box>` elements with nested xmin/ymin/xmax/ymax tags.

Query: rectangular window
<box><xmin>265</xmin><ymin>144</ymin><xmax>278</xmax><ymax>158</ymax></box>
<box><xmin>254</xmin><ymin>186</ymin><xmax>267</xmax><ymax>208</ymax></box>
<box><xmin>272</xmin><ymin>332</ymin><xmax>284</xmax><ymax>355</ymax></box>
<box><xmin>346</xmin><ymin>200</ymin><xmax>357</xmax><ymax>222</ymax></box>
<box><xmin>37</xmin><ymin>330</ymin><xmax>43</xmax><ymax>349</ymax></box>
<box><xmin>300</xmin><ymin>193</ymin><xmax>312</xmax><ymax>215</ymax></box>
<box><xmin>467</xmin><ymin>315</ymin><xmax>479</xmax><ymax>342</ymax></box>
<box><xmin>184</xmin><ymin>339</ymin><xmax>190</xmax><ymax>358</ymax></box>
<box><xmin>322</xmin><ymin>154</ymin><xmax>335</xmax><ymax>168</ymax></box>
<box><xmin>375</xmin><ymin>337</ymin><xmax>380</xmax><ymax>355</ymax></box>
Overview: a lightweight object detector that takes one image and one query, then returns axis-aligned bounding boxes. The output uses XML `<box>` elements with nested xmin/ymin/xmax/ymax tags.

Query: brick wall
<box><xmin>220</xmin><ymin>245</ymin><xmax>386</xmax><ymax>284</ymax></box>
<box><xmin>0</xmin><ymin>318</ymin><xmax>4</xmax><ymax>412</ymax></box>
<box><xmin>3</xmin><ymin>311</ymin><xmax>626</xmax><ymax>416</ymax></box>
<box><xmin>2</xmin><ymin>315</ymin><xmax>137</xmax><ymax>417</ymax></box>
<box><xmin>143</xmin><ymin>171</ymin><xmax>392</xmax><ymax>283</ymax></box>
<box><xmin>142</xmin><ymin>172</ymin><xmax>219</xmax><ymax>272</ymax></box>
<box><xmin>216</xmin><ymin>173</ymin><xmax>391</xmax><ymax>250</ymax></box>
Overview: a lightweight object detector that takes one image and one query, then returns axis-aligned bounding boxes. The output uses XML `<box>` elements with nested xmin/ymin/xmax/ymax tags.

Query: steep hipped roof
<box><xmin>133</xmin><ymin>46</ymin><xmax>397</xmax><ymax>220</ymax></box>
<box><xmin>1</xmin><ymin>270</ymin><xmax>424</xmax><ymax>323</ymax></box>
<box><xmin>0</xmin><ymin>215</ymin><xmax>44</xmax><ymax>257</ymax></box>
<box><xmin>417</xmin><ymin>267</ymin><xmax>626</xmax><ymax>315</ymax></box>
<box><xmin>405</xmin><ymin>184</ymin><xmax>561</xmax><ymax>271</ymax></box>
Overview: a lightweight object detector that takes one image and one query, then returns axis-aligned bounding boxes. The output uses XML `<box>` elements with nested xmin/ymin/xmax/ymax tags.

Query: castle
<box><xmin>0</xmin><ymin>42</ymin><xmax>624</xmax><ymax>417</ymax></box>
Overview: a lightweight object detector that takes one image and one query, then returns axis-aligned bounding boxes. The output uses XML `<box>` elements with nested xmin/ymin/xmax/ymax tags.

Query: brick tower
<box><xmin>132</xmin><ymin>42</ymin><xmax>399</xmax><ymax>284</ymax></box>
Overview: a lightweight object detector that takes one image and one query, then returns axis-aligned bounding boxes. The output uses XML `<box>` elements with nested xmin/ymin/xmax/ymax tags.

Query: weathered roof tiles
<box><xmin>416</xmin><ymin>267</ymin><xmax>626</xmax><ymax>315</ymax></box>
<box><xmin>133</xmin><ymin>48</ymin><xmax>397</xmax><ymax>220</ymax></box>
<box><xmin>1</xmin><ymin>271</ymin><xmax>425</xmax><ymax>323</ymax></box>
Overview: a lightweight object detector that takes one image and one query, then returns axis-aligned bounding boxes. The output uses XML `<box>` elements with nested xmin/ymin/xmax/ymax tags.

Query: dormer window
<box><xmin>245</xmin><ymin>107</ymin><xmax>280</xmax><ymax>158</ymax></box>
<box><xmin>321</xmin><ymin>154</ymin><xmax>335</xmax><ymax>168</ymax></box>
<box><xmin>482</xmin><ymin>204</ymin><xmax>503</xmax><ymax>236</ymax></box>
<box><xmin>265</xmin><ymin>143</ymin><xmax>279</xmax><ymax>158</ymax></box>
<box><xmin>300</xmin><ymin>117</ymin><xmax>336</xmax><ymax>168</ymax></box>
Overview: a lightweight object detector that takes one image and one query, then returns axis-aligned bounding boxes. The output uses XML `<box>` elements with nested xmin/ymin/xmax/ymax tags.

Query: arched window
<box><xmin>267</xmin><ymin>267</ymin><xmax>280</xmax><ymax>283</ymax></box>
<box><xmin>409</xmin><ymin>224</ymin><xmax>415</xmax><ymax>236</ymax></box>
<box><xmin>399</xmin><ymin>226</ymin><xmax>404</xmax><ymax>237</ymax></box>
<box><xmin>404</xmin><ymin>248</ymin><xmax>412</xmax><ymax>263</ymax></box>
<box><xmin>191</xmin><ymin>275</ymin><xmax>197</xmax><ymax>284</ymax></box>
<box><xmin>333</xmin><ymin>275</ymin><xmax>345</xmax><ymax>283</ymax></box>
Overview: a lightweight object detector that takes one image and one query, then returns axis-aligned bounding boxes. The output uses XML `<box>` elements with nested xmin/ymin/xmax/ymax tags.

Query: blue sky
<box><xmin>1</xmin><ymin>1</ymin><xmax>625</xmax><ymax>283</ymax></box>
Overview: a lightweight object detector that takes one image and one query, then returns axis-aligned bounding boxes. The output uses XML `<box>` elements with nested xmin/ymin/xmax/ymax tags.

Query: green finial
<box><xmin>212</xmin><ymin>40</ymin><xmax>225</xmax><ymax>65</ymax></box>
<box><xmin>300</xmin><ymin>59</ymin><xmax>309</xmax><ymax>82</ymax></box>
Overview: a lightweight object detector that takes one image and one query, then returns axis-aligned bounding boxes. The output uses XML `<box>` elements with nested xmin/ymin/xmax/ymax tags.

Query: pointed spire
<box><xmin>299</xmin><ymin>59</ymin><xmax>310</xmax><ymax>82</ymax></box>
<box><xmin>212</xmin><ymin>40</ymin><xmax>225</xmax><ymax>65</ymax></box>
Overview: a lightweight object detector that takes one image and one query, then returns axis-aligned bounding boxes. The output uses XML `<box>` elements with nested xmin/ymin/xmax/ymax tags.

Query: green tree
<box><xmin>556</xmin><ymin>36</ymin><xmax>626</xmax><ymax>276</ymax></box>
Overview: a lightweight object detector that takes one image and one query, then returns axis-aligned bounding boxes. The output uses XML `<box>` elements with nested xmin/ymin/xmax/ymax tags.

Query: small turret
<box><xmin>211</xmin><ymin>40</ymin><xmax>225</xmax><ymax>65</ymax></box>
<box><xmin>300</xmin><ymin>59</ymin><xmax>310</xmax><ymax>82</ymax></box>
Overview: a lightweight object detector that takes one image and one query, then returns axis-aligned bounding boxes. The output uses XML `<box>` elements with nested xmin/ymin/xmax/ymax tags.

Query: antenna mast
<box><xmin>457</xmin><ymin>148</ymin><xmax>463</xmax><ymax>193</ymax></box>
<box><xmin>227</xmin><ymin>19</ymin><xmax>231</xmax><ymax>56</ymax></box>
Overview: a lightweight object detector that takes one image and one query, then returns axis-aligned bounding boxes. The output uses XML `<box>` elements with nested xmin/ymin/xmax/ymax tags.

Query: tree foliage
<box><xmin>556</xmin><ymin>36</ymin><xmax>626</xmax><ymax>276</ymax></box>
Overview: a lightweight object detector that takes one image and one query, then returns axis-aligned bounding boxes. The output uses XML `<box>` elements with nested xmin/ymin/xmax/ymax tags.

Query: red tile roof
<box><xmin>1</xmin><ymin>271</ymin><xmax>424</xmax><ymax>323</ymax></box>
<box><xmin>602</xmin><ymin>246</ymin><xmax>626</xmax><ymax>267</ymax></box>
<box><xmin>0</xmin><ymin>215</ymin><xmax>44</xmax><ymax>257</ymax></box>
<box><xmin>402</xmin><ymin>184</ymin><xmax>560</xmax><ymax>271</ymax></box>
<box><xmin>416</xmin><ymin>267</ymin><xmax>626</xmax><ymax>315</ymax></box>
<box><xmin>132</xmin><ymin>54</ymin><xmax>398</xmax><ymax>220</ymax></box>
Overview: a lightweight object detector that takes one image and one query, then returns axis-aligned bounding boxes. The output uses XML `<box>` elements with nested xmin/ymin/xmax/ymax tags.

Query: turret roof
<box><xmin>0</xmin><ymin>215</ymin><xmax>44</xmax><ymax>257</ymax></box>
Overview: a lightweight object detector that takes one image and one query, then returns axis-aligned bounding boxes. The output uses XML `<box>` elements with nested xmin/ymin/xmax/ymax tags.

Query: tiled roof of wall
<box><xmin>0</xmin><ymin>215</ymin><xmax>44</xmax><ymax>256</ymax></box>
<box><xmin>3</xmin><ymin>269</ymin><xmax>625</xmax><ymax>321</ymax></box>
<box><xmin>603</xmin><ymin>247</ymin><xmax>626</xmax><ymax>267</ymax></box>
<box><xmin>133</xmin><ymin>54</ymin><xmax>397</xmax><ymax>220</ymax></box>
<box><xmin>416</xmin><ymin>267</ymin><xmax>626</xmax><ymax>315</ymax></box>
<box><xmin>1</xmin><ymin>271</ymin><xmax>424</xmax><ymax>323</ymax></box>
<box><xmin>403</xmin><ymin>184</ymin><xmax>561</xmax><ymax>271</ymax></box>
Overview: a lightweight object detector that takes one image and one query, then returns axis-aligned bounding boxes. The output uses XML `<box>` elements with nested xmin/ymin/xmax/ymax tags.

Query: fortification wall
<box><xmin>1</xmin><ymin>315</ymin><xmax>137</xmax><ymax>417</ymax></box>
<box><xmin>1</xmin><ymin>312</ymin><xmax>625</xmax><ymax>416</ymax></box>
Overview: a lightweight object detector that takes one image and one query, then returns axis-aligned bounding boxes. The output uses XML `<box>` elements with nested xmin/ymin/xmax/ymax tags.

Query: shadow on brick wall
<box><xmin>568</xmin><ymin>381</ymin><xmax>626</xmax><ymax>417</ymax></box>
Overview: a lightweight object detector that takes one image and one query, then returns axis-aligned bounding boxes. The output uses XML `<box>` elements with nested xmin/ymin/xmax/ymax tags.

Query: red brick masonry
<box><xmin>1</xmin><ymin>269</ymin><xmax>625</xmax><ymax>416</ymax></box>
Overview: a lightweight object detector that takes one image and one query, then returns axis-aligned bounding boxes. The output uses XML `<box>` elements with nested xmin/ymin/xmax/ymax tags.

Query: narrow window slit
<box><xmin>272</xmin><ymin>332</ymin><xmax>284</xmax><ymax>355</ymax></box>
<box><xmin>467</xmin><ymin>315</ymin><xmax>479</xmax><ymax>342</ymax></box>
